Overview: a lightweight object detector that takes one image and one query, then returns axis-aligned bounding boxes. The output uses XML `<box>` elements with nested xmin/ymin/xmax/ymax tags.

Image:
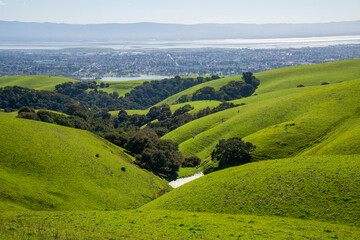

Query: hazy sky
<box><xmin>0</xmin><ymin>0</ymin><xmax>359</xmax><ymax>24</ymax></box>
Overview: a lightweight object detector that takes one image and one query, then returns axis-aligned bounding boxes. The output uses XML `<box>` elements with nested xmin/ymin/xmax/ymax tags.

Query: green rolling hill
<box><xmin>0</xmin><ymin>112</ymin><xmax>169</xmax><ymax>211</ymax></box>
<box><xmin>0</xmin><ymin>76</ymin><xmax>75</xmax><ymax>91</ymax></box>
<box><xmin>156</xmin><ymin>59</ymin><xmax>360</xmax><ymax>106</ymax></box>
<box><xmin>142</xmin><ymin>155</ymin><xmax>360</xmax><ymax>226</ymax></box>
<box><xmin>162</xmin><ymin>63</ymin><xmax>360</xmax><ymax>160</ymax></box>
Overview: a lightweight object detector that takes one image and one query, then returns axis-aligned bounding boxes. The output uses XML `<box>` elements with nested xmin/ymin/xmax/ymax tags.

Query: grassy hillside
<box><xmin>0</xmin><ymin>76</ymin><xmax>74</xmax><ymax>91</ymax></box>
<box><xmin>254</xmin><ymin>59</ymin><xmax>360</xmax><ymax>95</ymax></box>
<box><xmin>1</xmin><ymin>210</ymin><xmax>359</xmax><ymax>240</ymax></box>
<box><xmin>0</xmin><ymin>113</ymin><xmax>169</xmax><ymax>211</ymax></box>
<box><xmin>163</xmin><ymin>78</ymin><xmax>360</xmax><ymax>159</ymax></box>
<box><xmin>142</xmin><ymin>155</ymin><xmax>360</xmax><ymax>226</ymax></box>
<box><xmin>99</xmin><ymin>79</ymin><xmax>147</xmax><ymax>97</ymax></box>
<box><xmin>156</xmin><ymin>59</ymin><xmax>360</xmax><ymax>106</ymax></box>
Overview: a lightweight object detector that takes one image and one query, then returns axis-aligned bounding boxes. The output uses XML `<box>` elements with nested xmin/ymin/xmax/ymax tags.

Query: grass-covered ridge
<box><xmin>0</xmin><ymin>76</ymin><xmax>75</xmax><ymax>91</ymax></box>
<box><xmin>0</xmin><ymin>112</ymin><xmax>169</xmax><ymax>211</ymax></box>
<box><xmin>163</xmin><ymin>78</ymin><xmax>360</xmax><ymax>159</ymax></box>
<box><xmin>1</xmin><ymin>210</ymin><xmax>359</xmax><ymax>240</ymax></box>
<box><xmin>254</xmin><ymin>59</ymin><xmax>360</xmax><ymax>95</ymax></box>
<box><xmin>142</xmin><ymin>155</ymin><xmax>360</xmax><ymax>226</ymax></box>
<box><xmin>156</xmin><ymin>59</ymin><xmax>360</xmax><ymax>106</ymax></box>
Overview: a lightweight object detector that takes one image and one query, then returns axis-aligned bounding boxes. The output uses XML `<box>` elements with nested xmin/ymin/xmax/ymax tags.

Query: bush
<box><xmin>18</xmin><ymin>106</ymin><xmax>35</xmax><ymax>114</ymax></box>
<box><xmin>183</xmin><ymin>155</ymin><xmax>201</xmax><ymax>167</ymax></box>
<box><xmin>17</xmin><ymin>111</ymin><xmax>39</xmax><ymax>120</ymax></box>
<box><xmin>17</xmin><ymin>106</ymin><xmax>39</xmax><ymax>120</ymax></box>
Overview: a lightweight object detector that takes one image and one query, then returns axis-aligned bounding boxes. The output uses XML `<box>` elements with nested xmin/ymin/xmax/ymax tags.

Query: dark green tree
<box><xmin>242</xmin><ymin>72</ymin><xmax>255</xmax><ymax>84</ymax></box>
<box><xmin>173</xmin><ymin>104</ymin><xmax>194</xmax><ymax>117</ymax></box>
<box><xmin>211</xmin><ymin>137</ymin><xmax>255</xmax><ymax>170</ymax></box>
<box><xmin>146</xmin><ymin>106</ymin><xmax>162</xmax><ymax>121</ymax></box>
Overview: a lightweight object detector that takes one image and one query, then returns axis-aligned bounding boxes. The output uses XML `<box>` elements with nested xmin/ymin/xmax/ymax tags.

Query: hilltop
<box><xmin>0</xmin><ymin>112</ymin><xmax>169</xmax><ymax>211</ymax></box>
<box><xmin>0</xmin><ymin>75</ymin><xmax>75</xmax><ymax>91</ymax></box>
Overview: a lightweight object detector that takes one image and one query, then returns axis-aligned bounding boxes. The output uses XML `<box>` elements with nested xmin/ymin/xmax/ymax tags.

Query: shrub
<box><xmin>17</xmin><ymin>111</ymin><xmax>39</xmax><ymax>120</ymax></box>
<box><xmin>18</xmin><ymin>106</ymin><xmax>35</xmax><ymax>114</ymax></box>
<box><xmin>183</xmin><ymin>155</ymin><xmax>201</xmax><ymax>167</ymax></box>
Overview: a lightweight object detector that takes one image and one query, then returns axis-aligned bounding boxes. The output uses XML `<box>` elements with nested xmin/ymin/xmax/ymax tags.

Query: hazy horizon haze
<box><xmin>0</xmin><ymin>0</ymin><xmax>359</xmax><ymax>25</ymax></box>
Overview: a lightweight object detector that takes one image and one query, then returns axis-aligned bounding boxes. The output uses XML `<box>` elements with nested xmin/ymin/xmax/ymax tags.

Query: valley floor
<box><xmin>1</xmin><ymin>210</ymin><xmax>360</xmax><ymax>240</ymax></box>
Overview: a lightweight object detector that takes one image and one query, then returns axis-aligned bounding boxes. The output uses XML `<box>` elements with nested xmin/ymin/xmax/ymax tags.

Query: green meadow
<box><xmin>0</xmin><ymin>113</ymin><xmax>169</xmax><ymax>211</ymax></box>
<box><xmin>0</xmin><ymin>76</ymin><xmax>74</xmax><ymax>91</ymax></box>
<box><xmin>1</xmin><ymin>210</ymin><xmax>359</xmax><ymax>240</ymax></box>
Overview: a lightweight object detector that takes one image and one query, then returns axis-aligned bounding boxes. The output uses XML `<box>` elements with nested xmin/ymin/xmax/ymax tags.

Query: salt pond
<box><xmin>101</xmin><ymin>75</ymin><xmax>172</xmax><ymax>81</ymax></box>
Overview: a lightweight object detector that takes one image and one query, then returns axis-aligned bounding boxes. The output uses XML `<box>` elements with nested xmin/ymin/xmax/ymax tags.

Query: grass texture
<box><xmin>0</xmin><ymin>113</ymin><xmax>169</xmax><ymax>211</ymax></box>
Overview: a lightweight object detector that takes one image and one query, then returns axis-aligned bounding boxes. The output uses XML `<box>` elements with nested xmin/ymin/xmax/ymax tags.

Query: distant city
<box><xmin>1</xmin><ymin>44</ymin><xmax>359</xmax><ymax>79</ymax></box>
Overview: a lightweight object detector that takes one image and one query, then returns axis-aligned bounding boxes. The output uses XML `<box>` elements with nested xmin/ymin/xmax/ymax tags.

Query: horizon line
<box><xmin>1</xmin><ymin>19</ymin><xmax>360</xmax><ymax>26</ymax></box>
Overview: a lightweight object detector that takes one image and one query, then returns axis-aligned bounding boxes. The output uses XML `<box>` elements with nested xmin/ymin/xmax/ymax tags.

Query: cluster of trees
<box><xmin>1</xmin><ymin>75</ymin><xmax>226</xmax><ymax>118</ymax></box>
<box><xmin>177</xmin><ymin>72</ymin><xmax>260</xmax><ymax>103</ymax></box>
<box><xmin>147</xmin><ymin>102</ymin><xmax>242</xmax><ymax>136</ymax></box>
<box><xmin>54</xmin><ymin>81</ymin><xmax>122</xmax><ymax>111</ymax></box>
<box><xmin>0</xmin><ymin>82</ymin><xmax>122</xmax><ymax>114</ymax></box>
<box><xmin>204</xmin><ymin>137</ymin><xmax>255</xmax><ymax>174</ymax></box>
<box><xmin>17</xmin><ymin>106</ymin><xmax>114</xmax><ymax>134</ymax></box>
<box><xmin>104</xmin><ymin>129</ymin><xmax>199</xmax><ymax>177</ymax></box>
<box><xmin>114</xmin><ymin>102</ymin><xmax>241</xmax><ymax>137</ymax></box>
<box><xmin>0</xmin><ymin>86</ymin><xmax>73</xmax><ymax>112</ymax></box>
<box><xmin>120</xmin><ymin>75</ymin><xmax>220</xmax><ymax>109</ymax></box>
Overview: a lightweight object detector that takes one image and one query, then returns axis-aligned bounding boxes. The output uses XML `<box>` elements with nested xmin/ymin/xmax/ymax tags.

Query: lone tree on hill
<box><xmin>211</xmin><ymin>137</ymin><xmax>255</xmax><ymax>170</ymax></box>
<box><xmin>242</xmin><ymin>72</ymin><xmax>255</xmax><ymax>84</ymax></box>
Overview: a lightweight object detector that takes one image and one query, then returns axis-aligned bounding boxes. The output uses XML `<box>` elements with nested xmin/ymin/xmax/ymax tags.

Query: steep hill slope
<box><xmin>163</xmin><ymin>78</ymin><xmax>360</xmax><ymax>159</ymax></box>
<box><xmin>0</xmin><ymin>76</ymin><xmax>75</xmax><ymax>91</ymax></box>
<box><xmin>142</xmin><ymin>155</ymin><xmax>360</xmax><ymax>226</ymax></box>
<box><xmin>0</xmin><ymin>113</ymin><xmax>169</xmax><ymax>211</ymax></box>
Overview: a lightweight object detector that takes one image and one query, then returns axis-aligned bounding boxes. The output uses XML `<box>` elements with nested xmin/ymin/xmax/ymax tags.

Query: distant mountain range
<box><xmin>1</xmin><ymin>20</ymin><xmax>360</xmax><ymax>41</ymax></box>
